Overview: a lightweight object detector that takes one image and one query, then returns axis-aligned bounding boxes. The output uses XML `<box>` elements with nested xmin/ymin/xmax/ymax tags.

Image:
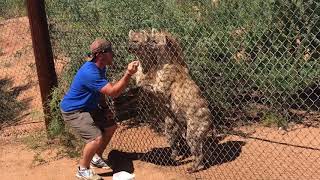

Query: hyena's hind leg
<box><xmin>185</xmin><ymin>114</ymin><xmax>211</xmax><ymax>173</ymax></box>
<box><xmin>164</xmin><ymin>116</ymin><xmax>184</xmax><ymax>161</ymax></box>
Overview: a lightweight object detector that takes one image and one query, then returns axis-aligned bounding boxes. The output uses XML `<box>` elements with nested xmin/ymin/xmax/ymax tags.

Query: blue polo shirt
<box><xmin>60</xmin><ymin>61</ymin><xmax>109</xmax><ymax>112</ymax></box>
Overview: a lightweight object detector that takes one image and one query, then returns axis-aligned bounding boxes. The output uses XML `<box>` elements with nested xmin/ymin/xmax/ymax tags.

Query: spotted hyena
<box><xmin>128</xmin><ymin>29</ymin><xmax>215</xmax><ymax>172</ymax></box>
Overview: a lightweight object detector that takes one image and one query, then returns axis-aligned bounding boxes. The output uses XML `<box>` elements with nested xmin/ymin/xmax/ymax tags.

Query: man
<box><xmin>60</xmin><ymin>38</ymin><xmax>139</xmax><ymax>180</ymax></box>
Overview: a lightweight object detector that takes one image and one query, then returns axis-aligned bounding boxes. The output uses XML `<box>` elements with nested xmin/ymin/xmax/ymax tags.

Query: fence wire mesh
<box><xmin>0</xmin><ymin>6</ymin><xmax>45</xmax><ymax>139</ymax></box>
<box><xmin>2</xmin><ymin>0</ymin><xmax>317</xmax><ymax>179</ymax></box>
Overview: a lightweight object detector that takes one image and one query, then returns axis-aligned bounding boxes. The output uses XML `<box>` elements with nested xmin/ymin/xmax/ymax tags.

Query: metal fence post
<box><xmin>26</xmin><ymin>0</ymin><xmax>57</xmax><ymax>132</ymax></box>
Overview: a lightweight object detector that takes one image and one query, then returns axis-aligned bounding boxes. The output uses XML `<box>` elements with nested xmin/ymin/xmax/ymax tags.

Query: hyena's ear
<box><xmin>165</xmin><ymin>34</ymin><xmax>176</xmax><ymax>49</ymax></box>
<box><xmin>151</xmin><ymin>28</ymin><xmax>158</xmax><ymax>37</ymax></box>
<box><xmin>141</xmin><ymin>30</ymin><xmax>148</xmax><ymax>42</ymax></box>
<box><xmin>129</xmin><ymin>30</ymin><xmax>134</xmax><ymax>39</ymax></box>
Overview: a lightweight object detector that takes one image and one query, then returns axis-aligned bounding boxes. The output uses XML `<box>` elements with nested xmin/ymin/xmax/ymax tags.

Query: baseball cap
<box><xmin>90</xmin><ymin>38</ymin><xmax>112</xmax><ymax>55</ymax></box>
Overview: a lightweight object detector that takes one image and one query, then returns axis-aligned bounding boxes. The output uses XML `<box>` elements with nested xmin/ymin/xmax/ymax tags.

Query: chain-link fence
<box><xmin>0</xmin><ymin>2</ymin><xmax>46</xmax><ymax>139</ymax></box>
<box><xmin>46</xmin><ymin>0</ymin><xmax>319</xmax><ymax>179</ymax></box>
<box><xmin>2</xmin><ymin>0</ymin><xmax>319</xmax><ymax>179</ymax></box>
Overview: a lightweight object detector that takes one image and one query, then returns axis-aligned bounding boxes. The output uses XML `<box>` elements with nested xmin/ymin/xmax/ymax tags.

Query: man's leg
<box><xmin>61</xmin><ymin>110</ymin><xmax>104</xmax><ymax>179</ymax></box>
<box><xmin>96</xmin><ymin>124</ymin><xmax>117</xmax><ymax>157</ymax></box>
<box><xmin>79</xmin><ymin>136</ymin><xmax>103</xmax><ymax>168</ymax></box>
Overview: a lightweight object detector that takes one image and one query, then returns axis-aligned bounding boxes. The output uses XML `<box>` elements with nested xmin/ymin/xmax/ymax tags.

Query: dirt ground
<box><xmin>1</xmin><ymin>17</ymin><xmax>320</xmax><ymax>180</ymax></box>
<box><xmin>0</xmin><ymin>138</ymin><xmax>191</xmax><ymax>180</ymax></box>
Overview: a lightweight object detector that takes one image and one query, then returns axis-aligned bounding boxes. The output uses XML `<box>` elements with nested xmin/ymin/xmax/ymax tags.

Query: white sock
<box><xmin>92</xmin><ymin>154</ymin><xmax>101</xmax><ymax>162</ymax></box>
<box><xmin>79</xmin><ymin>165</ymin><xmax>88</xmax><ymax>170</ymax></box>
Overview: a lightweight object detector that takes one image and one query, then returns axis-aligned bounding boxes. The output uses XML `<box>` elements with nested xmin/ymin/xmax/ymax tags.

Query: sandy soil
<box><xmin>0</xmin><ymin>139</ymin><xmax>190</xmax><ymax>180</ymax></box>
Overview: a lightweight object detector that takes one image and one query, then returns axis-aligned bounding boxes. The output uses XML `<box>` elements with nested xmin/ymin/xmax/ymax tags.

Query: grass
<box><xmin>21</xmin><ymin>131</ymin><xmax>51</xmax><ymax>166</ymax></box>
<box><xmin>261</xmin><ymin>111</ymin><xmax>288</xmax><ymax>128</ymax></box>
<box><xmin>29</xmin><ymin>110</ymin><xmax>44</xmax><ymax>121</ymax></box>
<box><xmin>21</xmin><ymin>128</ymin><xmax>83</xmax><ymax>165</ymax></box>
<box><xmin>32</xmin><ymin>152</ymin><xmax>47</xmax><ymax>166</ymax></box>
<box><xmin>0</xmin><ymin>0</ymin><xmax>26</xmax><ymax>19</ymax></box>
<box><xmin>21</xmin><ymin>130</ymin><xmax>48</xmax><ymax>150</ymax></box>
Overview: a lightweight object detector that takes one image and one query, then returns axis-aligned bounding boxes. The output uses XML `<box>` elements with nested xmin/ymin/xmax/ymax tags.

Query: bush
<box><xmin>0</xmin><ymin>0</ymin><xmax>26</xmax><ymax>19</ymax></box>
<box><xmin>46</xmin><ymin>0</ymin><xmax>319</xmax><ymax>135</ymax></box>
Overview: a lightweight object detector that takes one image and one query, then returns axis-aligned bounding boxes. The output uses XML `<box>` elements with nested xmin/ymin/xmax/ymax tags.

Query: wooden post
<box><xmin>26</xmin><ymin>0</ymin><xmax>58</xmax><ymax>132</ymax></box>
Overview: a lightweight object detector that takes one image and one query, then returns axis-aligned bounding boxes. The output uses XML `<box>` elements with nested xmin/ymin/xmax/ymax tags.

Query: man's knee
<box><xmin>103</xmin><ymin>124</ymin><xmax>118</xmax><ymax>136</ymax></box>
<box><xmin>109</xmin><ymin>124</ymin><xmax>118</xmax><ymax>132</ymax></box>
<box><xmin>110</xmin><ymin>124</ymin><xmax>118</xmax><ymax>132</ymax></box>
<box><xmin>88</xmin><ymin>135</ymin><xmax>103</xmax><ymax>146</ymax></box>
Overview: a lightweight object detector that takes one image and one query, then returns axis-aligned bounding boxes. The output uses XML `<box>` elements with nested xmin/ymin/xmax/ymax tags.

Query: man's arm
<box><xmin>100</xmin><ymin>61</ymin><xmax>139</xmax><ymax>98</ymax></box>
<box><xmin>100</xmin><ymin>71</ymin><xmax>132</xmax><ymax>98</ymax></box>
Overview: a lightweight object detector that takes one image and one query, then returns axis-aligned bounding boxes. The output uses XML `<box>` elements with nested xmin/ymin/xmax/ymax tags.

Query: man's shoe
<box><xmin>76</xmin><ymin>167</ymin><xmax>102</xmax><ymax>180</ymax></box>
<box><xmin>90</xmin><ymin>157</ymin><xmax>111</xmax><ymax>170</ymax></box>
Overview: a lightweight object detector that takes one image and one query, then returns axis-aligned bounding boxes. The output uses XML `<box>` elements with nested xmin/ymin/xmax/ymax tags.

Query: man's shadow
<box><xmin>102</xmin><ymin>137</ymin><xmax>246</xmax><ymax>176</ymax></box>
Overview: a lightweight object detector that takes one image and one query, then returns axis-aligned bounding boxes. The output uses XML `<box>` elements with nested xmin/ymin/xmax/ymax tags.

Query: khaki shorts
<box><xmin>61</xmin><ymin>108</ymin><xmax>116</xmax><ymax>143</ymax></box>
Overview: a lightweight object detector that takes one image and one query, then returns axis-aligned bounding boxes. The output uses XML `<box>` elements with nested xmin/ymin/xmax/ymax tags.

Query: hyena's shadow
<box><xmin>202</xmin><ymin>139</ymin><xmax>246</xmax><ymax>169</ymax></box>
<box><xmin>124</xmin><ymin>136</ymin><xmax>246</xmax><ymax>171</ymax></box>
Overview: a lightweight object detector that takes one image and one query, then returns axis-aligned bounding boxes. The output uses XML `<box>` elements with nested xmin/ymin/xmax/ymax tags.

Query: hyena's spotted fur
<box><xmin>128</xmin><ymin>29</ymin><xmax>215</xmax><ymax>172</ymax></box>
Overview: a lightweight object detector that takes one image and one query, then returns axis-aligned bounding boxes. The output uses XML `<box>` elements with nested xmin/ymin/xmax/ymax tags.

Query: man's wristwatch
<box><xmin>97</xmin><ymin>104</ymin><xmax>108</xmax><ymax>110</ymax></box>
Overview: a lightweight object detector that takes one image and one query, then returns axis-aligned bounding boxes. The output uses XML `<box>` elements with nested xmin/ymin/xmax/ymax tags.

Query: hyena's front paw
<box><xmin>171</xmin><ymin>149</ymin><xmax>186</xmax><ymax>162</ymax></box>
<box><xmin>187</xmin><ymin>157</ymin><xmax>205</xmax><ymax>173</ymax></box>
<box><xmin>171</xmin><ymin>149</ymin><xmax>179</xmax><ymax>160</ymax></box>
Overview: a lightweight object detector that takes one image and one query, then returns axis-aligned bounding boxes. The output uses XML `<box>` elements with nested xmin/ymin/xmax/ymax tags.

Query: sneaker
<box><xmin>91</xmin><ymin>157</ymin><xmax>111</xmax><ymax>170</ymax></box>
<box><xmin>76</xmin><ymin>167</ymin><xmax>102</xmax><ymax>180</ymax></box>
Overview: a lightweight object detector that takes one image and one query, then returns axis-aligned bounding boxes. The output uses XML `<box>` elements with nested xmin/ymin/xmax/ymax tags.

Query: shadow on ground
<box><xmin>102</xmin><ymin>150</ymin><xmax>135</xmax><ymax>176</ymax></box>
<box><xmin>107</xmin><ymin>137</ymin><xmax>246</xmax><ymax>173</ymax></box>
<box><xmin>0</xmin><ymin>78</ymin><xmax>32</xmax><ymax>128</ymax></box>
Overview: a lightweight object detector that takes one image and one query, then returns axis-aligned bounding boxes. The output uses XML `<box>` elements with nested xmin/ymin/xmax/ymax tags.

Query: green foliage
<box><xmin>21</xmin><ymin>129</ymin><xmax>82</xmax><ymax>160</ymax></box>
<box><xmin>22</xmin><ymin>131</ymin><xmax>47</xmax><ymax>150</ymax></box>
<box><xmin>262</xmin><ymin>111</ymin><xmax>288</xmax><ymax>128</ymax></box>
<box><xmin>48</xmin><ymin>86</ymin><xmax>65</xmax><ymax>137</ymax></box>
<box><xmin>47</xmin><ymin>69</ymin><xmax>85</xmax><ymax>155</ymax></box>
<box><xmin>0</xmin><ymin>0</ymin><xmax>26</xmax><ymax>19</ymax></box>
<box><xmin>46</xmin><ymin>0</ymin><xmax>319</xmax><ymax>133</ymax></box>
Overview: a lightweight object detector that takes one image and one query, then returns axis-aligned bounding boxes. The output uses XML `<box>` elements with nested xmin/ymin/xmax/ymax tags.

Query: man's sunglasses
<box><xmin>100</xmin><ymin>47</ymin><xmax>113</xmax><ymax>54</ymax></box>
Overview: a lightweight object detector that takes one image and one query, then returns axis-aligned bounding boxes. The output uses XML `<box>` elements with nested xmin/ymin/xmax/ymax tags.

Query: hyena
<box><xmin>128</xmin><ymin>29</ymin><xmax>215</xmax><ymax>172</ymax></box>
